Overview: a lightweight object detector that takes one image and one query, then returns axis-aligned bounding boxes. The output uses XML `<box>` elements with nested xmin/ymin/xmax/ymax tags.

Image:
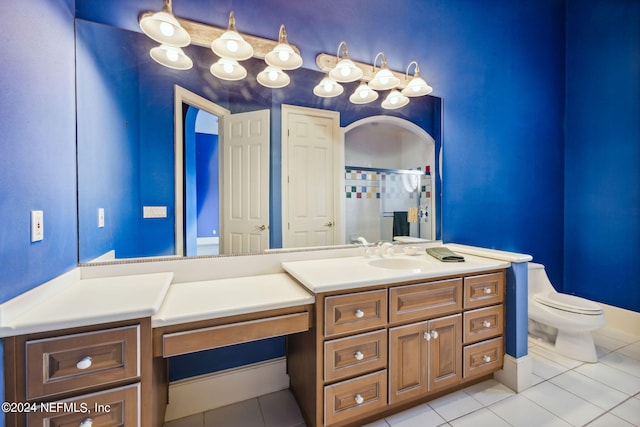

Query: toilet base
<box><xmin>555</xmin><ymin>329</ymin><xmax>598</xmax><ymax>363</ymax></box>
<box><xmin>528</xmin><ymin>319</ymin><xmax>599</xmax><ymax>363</ymax></box>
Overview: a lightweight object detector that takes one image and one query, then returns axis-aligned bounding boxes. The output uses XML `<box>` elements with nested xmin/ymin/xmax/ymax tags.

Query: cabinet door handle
<box><xmin>423</xmin><ymin>331</ymin><xmax>431</xmax><ymax>341</ymax></box>
<box><xmin>430</xmin><ymin>330</ymin><xmax>439</xmax><ymax>340</ymax></box>
<box><xmin>483</xmin><ymin>287</ymin><xmax>492</xmax><ymax>294</ymax></box>
<box><xmin>79</xmin><ymin>418</ymin><xmax>93</xmax><ymax>427</ymax></box>
<box><xmin>482</xmin><ymin>320</ymin><xmax>492</xmax><ymax>328</ymax></box>
<box><xmin>354</xmin><ymin>309</ymin><xmax>364</xmax><ymax>318</ymax></box>
<box><xmin>354</xmin><ymin>394</ymin><xmax>364</xmax><ymax>405</ymax></box>
<box><xmin>76</xmin><ymin>356</ymin><xmax>93</xmax><ymax>370</ymax></box>
<box><xmin>354</xmin><ymin>351</ymin><xmax>364</xmax><ymax>361</ymax></box>
<box><xmin>483</xmin><ymin>354</ymin><xmax>492</xmax><ymax>363</ymax></box>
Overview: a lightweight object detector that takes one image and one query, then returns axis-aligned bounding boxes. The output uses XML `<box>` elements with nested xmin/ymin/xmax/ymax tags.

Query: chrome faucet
<box><xmin>376</xmin><ymin>241</ymin><xmax>395</xmax><ymax>257</ymax></box>
<box><xmin>356</xmin><ymin>236</ymin><xmax>375</xmax><ymax>257</ymax></box>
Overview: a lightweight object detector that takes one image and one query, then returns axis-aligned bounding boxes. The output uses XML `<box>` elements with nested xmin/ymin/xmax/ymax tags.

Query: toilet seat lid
<box><xmin>534</xmin><ymin>292</ymin><xmax>603</xmax><ymax>315</ymax></box>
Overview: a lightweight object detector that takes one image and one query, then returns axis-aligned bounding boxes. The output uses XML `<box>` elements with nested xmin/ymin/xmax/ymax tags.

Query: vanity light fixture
<box><xmin>329</xmin><ymin>41</ymin><xmax>363</xmax><ymax>83</ymax></box>
<box><xmin>257</xmin><ymin>66</ymin><xmax>290</xmax><ymax>88</ymax></box>
<box><xmin>381</xmin><ymin>89</ymin><xmax>409</xmax><ymax>109</ymax></box>
<box><xmin>264</xmin><ymin>25</ymin><xmax>303</xmax><ymax>70</ymax></box>
<box><xmin>210</xmin><ymin>58</ymin><xmax>247</xmax><ymax>80</ymax></box>
<box><xmin>139</xmin><ymin>0</ymin><xmax>191</xmax><ymax>47</ymax></box>
<box><xmin>369</xmin><ymin>52</ymin><xmax>400</xmax><ymax>91</ymax></box>
<box><xmin>211</xmin><ymin>11</ymin><xmax>254</xmax><ymax>61</ymax></box>
<box><xmin>313</xmin><ymin>75</ymin><xmax>344</xmax><ymax>98</ymax></box>
<box><xmin>149</xmin><ymin>44</ymin><xmax>193</xmax><ymax>70</ymax></box>
<box><xmin>401</xmin><ymin>61</ymin><xmax>433</xmax><ymax>97</ymax></box>
<box><xmin>349</xmin><ymin>81</ymin><xmax>379</xmax><ymax>104</ymax></box>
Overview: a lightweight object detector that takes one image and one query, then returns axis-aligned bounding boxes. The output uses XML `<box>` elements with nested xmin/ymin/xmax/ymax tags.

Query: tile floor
<box><xmin>164</xmin><ymin>328</ymin><xmax>640</xmax><ymax>427</ymax></box>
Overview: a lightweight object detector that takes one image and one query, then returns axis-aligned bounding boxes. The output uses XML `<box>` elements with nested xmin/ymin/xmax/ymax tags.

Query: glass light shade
<box><xmin>329</xmin><ymin>58</ymin><xmax>363</xmax><ymax>83</ymax></box>
<box><xmin>265</xmin><ymin>25</ymin><xmax>303</xmax><ymax>70</ymax></box>
<box><xmin>210</xmin><ymin>58</ymin><xmax>247</xmax><ymax>80</ymax></box>
<box><xmin>211</xmin><ymin>12</ymin><xmax>254</xmax><ymax>60</ymax></box>
<box><xmin>369</xmin><ymin>67</ymin><xmax>400</xmax><ymax>91</ymax></box>
<box><xmin>139</xmin><ymin>10</ymin><xmax>191</xmax><ymax>47</ymax></box>
<box><xmin>257</xmin><ymin>66</ymin><xmax>290</xmax><ymax>88</ymax></box>
<box><xmin>382</xmin><ymin>90</ymin><xmax>409</xmax><ymax>109</ymax></box>
<box><xmin>349</xmin><ymin>82</ymin><xmax>379</xmax><ymax>104</ymax></box>
<box><xmin>401</xmin><ymin>75</ymin><xmax>433</xmax><ymax>97</ymax></box>
<box><xmin>265</xmin><ymin>44</ymin><xmax>302</xmax><ymax>70</ymax></box>
<box><xmin>149</xmin><ymin>45</ymin><xmax>193</xmax><ymax>70</ymax></box>
<box><xmin>313</xmin><ymin>76</ymin><xmax>344</xmax><ymax>98</ymax></box>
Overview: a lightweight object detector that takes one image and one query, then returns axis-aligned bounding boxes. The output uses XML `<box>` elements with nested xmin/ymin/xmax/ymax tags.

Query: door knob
<box><xmin>255</xmin><ymin>224</ymin><xmax>268</xmax><ymax>231</ymax></box>
<box><xmin>325</xmin><ymin>221</ymin><xmax>334</xmax><ymax>227</ymax></box>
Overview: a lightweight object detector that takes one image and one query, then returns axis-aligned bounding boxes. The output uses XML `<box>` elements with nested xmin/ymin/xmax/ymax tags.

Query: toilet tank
<box><xmin>527</xmin><ymin>262</ymin><xmax>556</xmax><ymax>295</ymax></box>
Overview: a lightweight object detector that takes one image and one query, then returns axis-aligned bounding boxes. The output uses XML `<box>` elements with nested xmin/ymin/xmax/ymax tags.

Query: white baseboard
<box><xmin>164</xmin><ymin>357</ymin><xmax>289</xmax><ymax>422</ymax></box>
<box><xmin>494</xmin><ymin>354</ymin><xmax>533</xmax><ymax>393</ymax></box>
<box><xmin>598</xmin><ymin>302</ymin><xmax>640</xmax><ymax>338</ymax></box>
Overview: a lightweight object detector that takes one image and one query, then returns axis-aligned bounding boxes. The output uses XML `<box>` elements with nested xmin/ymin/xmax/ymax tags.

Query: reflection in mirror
<box><xmin>76</xmin><ymin>19</ymin><xmax>442</xmax><ymax>263</ymax></box>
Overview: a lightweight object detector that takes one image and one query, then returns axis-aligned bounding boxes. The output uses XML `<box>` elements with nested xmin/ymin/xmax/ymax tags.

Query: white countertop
<box><xmin>0</xmin><ymin>272</ymin><xmax>173</xmax><ymax>337</ymax></box>
<box><xmin>152</xmin><ymin>273</ymin><xmax>315</xmax><ymax>328</ymax></box>
<box><xmin>282</xmin><ymin>250</ymin><xmax>511</xmax><ymax>293</ymax></box>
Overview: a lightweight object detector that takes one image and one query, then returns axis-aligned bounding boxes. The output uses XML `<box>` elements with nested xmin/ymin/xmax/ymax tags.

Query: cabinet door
<box><xmin>428</xmin><ymin>314</ymin><xmax>462</xmax><ymax>392</ymax></box>
<box><xmin>388</xmin><ymin>321</ymin><xmax>428</xmax><ymax>405</ymax></box>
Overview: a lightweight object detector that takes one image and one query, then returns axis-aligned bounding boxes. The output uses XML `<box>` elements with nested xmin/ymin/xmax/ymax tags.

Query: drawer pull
<box><xmin>482</xmin><ymin>320</ymin><xmax>492</xmax><ymax>328</ymax></box>
<box><xmin>76</xmin><ymin>356</ymin><xmax>93</xmax><ymax>370</ymax></box>
<box><xmin>483</xmin><ymin>355</ymin><xmax>492</xmax><ymax>363</ymax></box>
<box><xmin>354</xmin><ymin>309</ymin><xmax>365</xmax><ymax>318</ymax></box>
<box><xmin>483</xmin><ymin>287</ymin><xmax>492</xmax><ymax>294</ymax></box>
<box><xmin>354</xmin><ymin>351</ymin><xmax>364</xmax><ymax>361</ymax></box>
<box><xmin>354</xmin><ymin>394</ymin><xmax>364</xmax><ymax>405</ymax></box>
<box><xmin>79</xmin><ymin>418</ymin><xmax>93</xmax><ymax>427</ymax></box>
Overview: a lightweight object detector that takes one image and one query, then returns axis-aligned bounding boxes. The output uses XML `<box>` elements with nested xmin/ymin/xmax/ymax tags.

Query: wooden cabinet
<box><xmin>288</xmin><ymin>269</ymin><xmax>506</xmax><ymax>427</ymax></box>
<box><xmin>3</xmin><ymin>318</ymin><xmax>160</xmax><ymax>427</ymax></box>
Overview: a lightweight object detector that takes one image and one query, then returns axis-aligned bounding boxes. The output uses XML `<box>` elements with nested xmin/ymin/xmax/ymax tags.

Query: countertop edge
<box><xmin>445</xmin><ymin>243</ymin><xmax>533</xmax><ymax>263</ymax></box>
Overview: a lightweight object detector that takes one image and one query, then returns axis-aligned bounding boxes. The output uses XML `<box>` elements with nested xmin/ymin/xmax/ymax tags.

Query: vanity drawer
<box><xmin>463</xmin><ymin>337</ymin><xmax>504</xmax><ymax>379</ymax></box>
<box><xmin>325</xmin><ymin>290</ymin><xmax>387</xmax><ymax>337</ymax></box>
<box><xmin>324</xmin><ymin>370</ymin><xmax>387</xmax><ymax>426</ymax></box>
<box><xmin>389</xmin><ymin>278</ymin><xmax>463</xmax><ymax>323</ymax></box>
<box><xmin>464</xmin><ymin>272</ymin><xmax>504</xmax><ymax>309</ymax></box>
<box><xmin>27</xmin><ymin>383</ymin><xmax>140</xmax><ymax>426</ymax></box>
<box><xmin>324</xmin><ymin>330</ymin><xmax>387</xmax><ymax>382</ymax></box>
<box><xmin>463</xmin><ymin>305</ymin><xmax>504</xmax><ymax>344</ymax></box>
<box><xmin>25</xmin><ymin>325</ymin><xmax>140</xmax><ymax>400</ymax></box>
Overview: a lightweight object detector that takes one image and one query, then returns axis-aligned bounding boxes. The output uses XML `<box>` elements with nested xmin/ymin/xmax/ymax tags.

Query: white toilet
<box><xmin>528</xmin><ymin>262</ymin><xmax>606</xmax><ymax>362</ymax></box>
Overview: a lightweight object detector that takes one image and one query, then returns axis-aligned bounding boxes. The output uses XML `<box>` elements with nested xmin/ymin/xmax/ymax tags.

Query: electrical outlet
<box><xmin>31</xmin><ymin>210</ymin><xmax>44</xmax><ymax>242</ymax></box>
<box><xmin>98</xmin><ymin>208</ymin><xmax>105</xmax><ymax>228</ymax></box>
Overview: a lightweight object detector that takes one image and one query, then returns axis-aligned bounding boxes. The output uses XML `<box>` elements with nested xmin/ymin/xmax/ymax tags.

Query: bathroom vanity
<box><xmin>282</xmin><ymin>253</ymin><xmax>509</xmax><ymax>426</ymax></box>
<box><xmin>1</xmin><ymin>245</ymin><xmax>522</xmax><ymax>427</ymax></box>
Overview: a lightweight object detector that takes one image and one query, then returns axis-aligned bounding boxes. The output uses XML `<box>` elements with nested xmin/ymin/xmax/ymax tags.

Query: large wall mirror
<box><xmin>76</xmin><ymin>19</ymin><xmax>442</xmax><ymax>263</ymax></box>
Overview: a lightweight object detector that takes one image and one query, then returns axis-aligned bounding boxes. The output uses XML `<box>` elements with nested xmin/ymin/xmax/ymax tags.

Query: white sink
<box><xmin>368</xmin><ymin>258</ymin><xmax>432</xmax><ymax>271</ymax></box>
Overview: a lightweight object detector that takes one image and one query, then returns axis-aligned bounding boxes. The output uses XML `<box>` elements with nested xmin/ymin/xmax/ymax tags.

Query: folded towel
<box><xmin>426</xmin><ymin>247</ymin><xmax>465</xmax><ymax>262</ymax></box>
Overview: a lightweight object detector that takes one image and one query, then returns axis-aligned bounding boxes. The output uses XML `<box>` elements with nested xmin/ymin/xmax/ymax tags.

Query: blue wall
<box><xmin>564</xmin><ymin>0</ymin><xmax>640</xmax><ymax>311</ymax></box>
<box><xmin>196</xmin><ymin>133</ymin><xmax>220</xmax><ymax>239</ymax></box>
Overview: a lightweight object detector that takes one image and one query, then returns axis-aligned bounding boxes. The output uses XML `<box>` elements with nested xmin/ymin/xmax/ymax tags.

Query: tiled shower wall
<box><xmin>344</xmin><ymin>168</ymin><xmax>432</xmax><ymax>243</ymax></box>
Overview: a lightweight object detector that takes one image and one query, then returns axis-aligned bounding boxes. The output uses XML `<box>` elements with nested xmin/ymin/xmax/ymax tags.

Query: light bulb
<box><xmin>268</xmin><ymin>69</ymin><xmax>278</xmax><ymax>81</ymax></box>
<box><xmin>380</xmin><ymin>76</ymin><xmax>389</xmax><ymax>85</ymax></box>
<box><xmin>323</xmin><ymin>82</ymin><xmax>334</xmax><ymax>93</ymax></box>
<box><xmin>359</xmin><ymin>91</ymin><xmax>368</xmax><ymax>99</ymax></box>
<box><xmin>166</xmin><ymin>49</ymin><xmax>179</xmax><ymax>62</ymax></box>
<box><xmin>159</xmin><ymin>22</ymin><xmax>175</xmax><ymax>37</ymax></box>
<box><xmin>412</xmin><ymin>86</ymin><xmax>420</xmax><ymax>93</ymax></box>
<box><xmin>340</xmin><ymin>66</ymin><xmax>350</xmax><ymax>77</ymax></box>
<box><xmin>223</xmin><ymin>62</ymin><xmax>234</xmax><ymax>73</ymax></box>
<box><xmin>390</xmin><ymin>96</ymin><xmax>399</xmax><ymax>105</ymax></box>
<box><xmin>226</xmin><ymin>40</ymin><xmax>239</xmax><ymax>53</ymax></box>
<box><xmin>278</xmin><ymin>51</ymin><xmax>290</xmax><ymax>62</ymax></box>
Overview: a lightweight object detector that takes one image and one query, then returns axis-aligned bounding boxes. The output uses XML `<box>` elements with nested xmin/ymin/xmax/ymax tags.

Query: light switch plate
<box><xmin>143</xmin><ymin>206</ymin><xmax>167</xmax><ymax>218</ymax></box>
<box><xmin>98</xmin><ymin>208</ymin><xmax>105</xmax><ymax>228</ymax></box>
<box><xmin>31</xmin><ymin>210</ymin><xmax>44</xmax><ymax>242</ymax></box>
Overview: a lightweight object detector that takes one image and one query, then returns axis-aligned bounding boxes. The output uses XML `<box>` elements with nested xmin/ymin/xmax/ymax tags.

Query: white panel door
<box><xmin>221</xmin><ymin>109</ymin><xmax>270</xmax><ymax>254</ymax></box>
<box><xmin>282</xmin><ymin>105</ymin><xmax>340</xmax><ymax>248</ymax></box>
